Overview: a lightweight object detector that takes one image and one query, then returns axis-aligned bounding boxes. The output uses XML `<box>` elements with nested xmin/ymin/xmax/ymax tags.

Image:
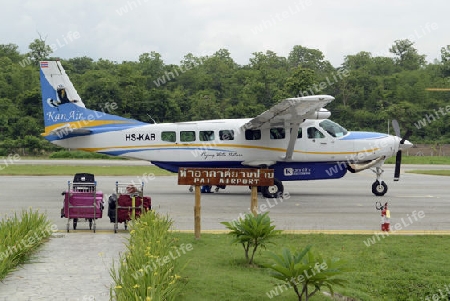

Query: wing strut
<box><xmin>285</xmin><ymin>123</ymin><xmax>300</xmax><ymax>160</ymax></box>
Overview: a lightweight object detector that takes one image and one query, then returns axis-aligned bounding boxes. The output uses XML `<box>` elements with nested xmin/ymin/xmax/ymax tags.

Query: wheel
<box><xmin>66</xmin><ymin>223</ymin><xmax>69</xmax><ymax>233</ymax></box>
<box><xmin>89</xmin><ymin>219</ymin><xmax>93</xmax><ymax>230</ymax></box>
<box><xmin>73</xmin><ymin>218</ymin><xmax>78</xmax><ymax>230</ymax></box>
<box><xmin>124</xmin><ymin>221</ymin><xmax>128</xmax><ymax>230</ymax></box>
<box><xmin>261</xmin><ymin>178</ymin><xmax>284</xmax><ymax>199</ymax></box>
<box><xmin>372</xmin><ymin>180</ymin><xmax>388</xmax><ymax>196</ymax></box>
<box><xmin>93</xmin><ymin>224</ymin><xmax>96</xmax><ymax>233</ymax></box>
<box><xmin>114</xmin><ymin>224</ymin><xmax>118</xmax><ymax>233</ymax></box>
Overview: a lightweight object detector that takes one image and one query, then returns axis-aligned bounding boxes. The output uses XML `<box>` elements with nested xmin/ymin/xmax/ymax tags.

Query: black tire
<box><xmin>89</xmin><ymin>219</ymin><xmax>93</xmax><ymax>230</ymax></box>
<box><xmin>261</xmin><ymin>178</ymin><xmax>284</xmax><ymax>199</ymax></box>
<box><xmin>372</xmin><ymin>180</ymin><xmax>388</xmax><ymax>196</ymax></box>
<box><xmin>73</xmin><ymin>218</ymin><xmax>78</xmax><ymax>230</ymax></box>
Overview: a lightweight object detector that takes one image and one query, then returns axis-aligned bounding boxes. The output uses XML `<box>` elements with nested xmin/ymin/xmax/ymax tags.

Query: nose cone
<box><xmin>399</xmin><ymin>139</ymin><xmax>413</xmax><ymax>151</ymax></box>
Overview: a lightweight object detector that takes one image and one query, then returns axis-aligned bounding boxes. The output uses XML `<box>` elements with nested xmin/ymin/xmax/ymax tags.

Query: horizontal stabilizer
<box><xmin>47</xmin><ymin>124</ymin><xmax>92</xmax><ymax>138</ymax></box>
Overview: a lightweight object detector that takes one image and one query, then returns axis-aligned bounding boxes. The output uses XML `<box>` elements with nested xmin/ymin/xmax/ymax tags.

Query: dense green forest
<box><xmin>0</xmin><ymin>38</ymin><xmax>449</xmax><ymax>156</ymax></box>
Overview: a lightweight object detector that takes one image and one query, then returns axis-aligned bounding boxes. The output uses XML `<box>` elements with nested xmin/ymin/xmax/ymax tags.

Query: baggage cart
<box><xmin>107</xmin><ymin>182</ymin><xmax>151</xmax><ymax>233</ymax></box>
<box><xmin>62</xmin><ymin>173</ymin><xmax>104</xmax><ymax>232</ymax></box>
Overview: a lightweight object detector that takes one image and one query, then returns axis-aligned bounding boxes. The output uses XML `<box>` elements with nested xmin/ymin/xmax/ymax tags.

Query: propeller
<box><xmin>392</xmin><ymin>119</ymin><xmax>412</xmax><ymax>181</ymax></box>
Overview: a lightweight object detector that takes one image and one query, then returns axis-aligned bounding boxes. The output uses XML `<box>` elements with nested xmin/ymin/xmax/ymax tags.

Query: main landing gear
<box><xmin>371</xmin><ymin>166</ymin><xmax>388</xmax><ymax>196</ymax></box>
<box><xmin>261</xmin><ymin>178</ymin><xmax>284</xmax><ymax>199</ymax></box>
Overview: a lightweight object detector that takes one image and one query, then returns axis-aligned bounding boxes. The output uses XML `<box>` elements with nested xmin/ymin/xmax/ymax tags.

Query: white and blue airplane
<box><xmin>40</xmin><ymin>60</ymin><xmax>413</xmax><ymax>198</ymax></box>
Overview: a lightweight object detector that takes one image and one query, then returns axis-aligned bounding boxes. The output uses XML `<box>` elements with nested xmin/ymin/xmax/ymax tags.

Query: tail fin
<box><xmin>40</xmin><ymin>61</ymin><xmax>144</xmax><ymax>140</ymax></box>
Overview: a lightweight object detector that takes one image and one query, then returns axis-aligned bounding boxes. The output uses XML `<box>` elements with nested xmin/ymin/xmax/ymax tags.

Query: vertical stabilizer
<box><xmin>40</xmin><ymin>61</ymin><xmax>145</xmax><ymax>140</ymax></box>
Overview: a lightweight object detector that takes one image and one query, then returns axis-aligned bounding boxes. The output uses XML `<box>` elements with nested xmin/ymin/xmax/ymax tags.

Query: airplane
<box><xmin>39</xmin><ymin>60</ymin><xmax>413</xmax><ymax>198</ymax></box>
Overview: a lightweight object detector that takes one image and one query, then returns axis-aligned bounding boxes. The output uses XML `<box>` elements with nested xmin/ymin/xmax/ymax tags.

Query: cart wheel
<box><xmin>89</xmin><ymin>219</ymin><xmax>93</xmax><ymax>230</ymax></box>
<box><xmin>93</xmin><ymin>224</ymin><xmax>96</xmax><ymax>233</ymax></box>
<box><xmin>73</xmin><ymin>218</ymin><xmax>78</xmax><ymax>230</ymax></box>
<box><xmin>114</xmin><ymin>224</ymin><xmax>118</xmax><ymax>233</ymax></box>
<box><xmin>66</xmin><ymin>223</ymin><xmax>69</xmax><ymax>233</ymax></box>
<box><xmin>124</xmin><ymin>221</ymin><xmax>127</xmax><ymax>230</ymax></box>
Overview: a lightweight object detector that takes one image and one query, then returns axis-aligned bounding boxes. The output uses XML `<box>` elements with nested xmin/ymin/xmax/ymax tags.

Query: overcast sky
<box><xmin>2</xmin><ymin>0</ymin><xmax>448</xmax><ymax>67</ymax></box>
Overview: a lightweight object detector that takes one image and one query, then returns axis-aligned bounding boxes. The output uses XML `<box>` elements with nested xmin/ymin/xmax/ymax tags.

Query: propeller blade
<box><xmin>392</xmin><ymin>119</ymin><xmax>401</xmax><ymax>137</ymax></box>
<box><xmin>400</xmin><ymin>129</ymin><xmax>412</xmax><ymax>144</ymax></box>
<box><xmin>394</xmin><ymin>150</ymin><xmax>402</xmax><ymax>181</ymax></box>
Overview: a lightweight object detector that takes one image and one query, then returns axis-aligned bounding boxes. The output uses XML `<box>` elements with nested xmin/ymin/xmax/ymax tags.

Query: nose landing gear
<box><xmin>371</xmin><ymin>166</ymin><xmax>388</xmax><ymax>196</ymax></box>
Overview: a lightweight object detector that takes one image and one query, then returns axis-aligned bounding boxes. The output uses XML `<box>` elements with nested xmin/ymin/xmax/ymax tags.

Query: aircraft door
<box><xmin>303</xmin><ymin>126</ymin><xmax>336</xmax><ymax>160</ymax></box>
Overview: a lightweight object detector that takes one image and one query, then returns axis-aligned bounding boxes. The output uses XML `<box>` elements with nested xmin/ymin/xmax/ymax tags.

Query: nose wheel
<box><xmin>372</xmin><ymin>180</ymin><xmax>388</xmax><ymax>196</ymax></box>
<box><xmin>371</xmin><ymin>166</ymin><xmax>388</xmax><ymax>196</ymax></box>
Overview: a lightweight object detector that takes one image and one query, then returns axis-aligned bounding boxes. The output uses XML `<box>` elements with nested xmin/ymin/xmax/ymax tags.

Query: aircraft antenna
<box><xmin>147</xmin><ymin>114</ymin><xmax>157</xmax><ymax>124</ymax></box>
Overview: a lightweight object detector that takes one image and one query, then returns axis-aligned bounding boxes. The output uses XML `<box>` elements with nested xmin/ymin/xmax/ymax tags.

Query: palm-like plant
<box><xmin>265</xmin><ymin>246</ymin><xmax>347</xmax><ymax>301</ymax></box>
<box><xmin>221</xmin><ymin>212</ymin><xmax>281</xmax><ymax>264</ymax></box>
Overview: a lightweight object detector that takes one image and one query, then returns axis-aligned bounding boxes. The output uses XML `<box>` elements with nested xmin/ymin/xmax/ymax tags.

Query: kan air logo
<box><xmin>284</xmin><ymin>167</ymin><xmax>311</xmax><ymax>176</ymax></box>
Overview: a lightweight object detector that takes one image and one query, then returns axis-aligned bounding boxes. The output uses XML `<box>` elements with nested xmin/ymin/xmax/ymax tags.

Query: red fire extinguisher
<box><xmin>376</xmin><ymin>202</ymin><xmax>390</xmax><ymax>231</ymax></box>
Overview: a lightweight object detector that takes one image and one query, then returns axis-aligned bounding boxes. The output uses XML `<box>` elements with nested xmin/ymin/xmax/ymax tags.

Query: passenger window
<box><xmin>270</xmin><ymin>128</ymin><xmax>285</xmax><ymax>139</ymax></box>
<box><xmin>245</xmin><ymin>129</ymin><xmax>261</xmax><ymax>140</ymax></box>
<box><xmin>219</xmin><ymin>130</ymin><xmax>234</xmax><ymax>140</ymax></box>
<box><xmin>200</xmin><ymin>130</ymin><xmax>215</xmax><ymax>141</ymax></box>
<box><xmin>307</xmin><ymin>127</ymin><xmax>325</xmax><ymax>139</ymax></box>
<box><xmin>180</xmin><ymin>131</ymin><xmax>195</xmax><ymax>142</ymax></box>
<box><xmin>161</xmin><ymin>131</ymin><xmax>176</xmax><ymax>142</ymax></box>
<box><xmin>289</xmin><ymin>127</ymin><xmax>303</xmax><ymax>138</ymax></box>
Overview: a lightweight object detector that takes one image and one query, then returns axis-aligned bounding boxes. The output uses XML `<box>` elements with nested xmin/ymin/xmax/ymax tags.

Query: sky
<box><xmin>2</xmin><ymin>0</ymin><xmax>449</xmax><ymax>67</ymax></box>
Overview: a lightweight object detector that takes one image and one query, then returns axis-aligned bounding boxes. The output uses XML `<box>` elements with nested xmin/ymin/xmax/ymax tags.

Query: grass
<box><xmin>0</xmin><ymin>165</ymin><xmax>173</xmax><ymax>176</ymax></box>
<box><xmin>0</xmin><ymin>155</ymin><xmax>447</xmax><ymax>176</ymax></box>
<box><xmin>406</xmin><ymin>170</ymin><xmax>450</xmax><ymax>176</ymax></box>
<box><xmin>170</xmin><ymin>233</ymin><xmax>450</xmax><ymax>301</ymax></box>
<box><xmin>0</xmin><ymin>209</ymin><xmax>54</xmax><ymax>280</ymax></box>
<box><xmin>384</xmin><ymin>155</ymin><xmax>450</xmax><ymax>164</ymax></box>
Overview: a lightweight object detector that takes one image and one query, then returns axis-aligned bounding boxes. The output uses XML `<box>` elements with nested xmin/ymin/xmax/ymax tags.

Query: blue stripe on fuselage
<box><xmin>151</xmin><ymin>161</ymin><xmax>348</xmax><ymax>180</ymax></box>
<box><xmin>339</xmin><ymin>131</ymin><xmax>388</xmax><ymax>140</ymax></box>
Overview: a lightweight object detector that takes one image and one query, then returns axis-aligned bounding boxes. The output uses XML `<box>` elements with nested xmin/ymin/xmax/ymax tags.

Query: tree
<box><xmin>389</xmin><ymin>39</ymin><xmax>426</xmax><ymax>70</ymax></box>
<box><xmin>285</xmin><ymin>67</ymin><xmax>316</xmax><ymax>97</ymax></box>
<box><xmin>248</xmin><ymin>51</ymin><xmax>289</xmax><ymax>107</ymax></box>
<box><xmin>288</xmin><ymin>45</ymin><xmax>333</xmax><ymax>74</ymax></box>
<box><xmin>440</xmin><ymin>45</ymin><xmax>450</xmax><ymax>78</ymax></box>
<box><xmin>0</xmin><ymin>44</ymin><xmax>22</xmax><ymax>63</ymax></box>
<box><xmin>28</xmin><ymin>34</ymin><xmax>53</xmax><ymax>63</ymax></box>
<box><xmin>139</xmin><ymin>51</ymin><xmax>164</xmax><ymax>79</ymax></box>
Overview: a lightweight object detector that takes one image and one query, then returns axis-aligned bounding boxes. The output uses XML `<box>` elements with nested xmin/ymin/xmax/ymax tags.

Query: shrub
<box><xmin>110</xmin><ymin>211</ymin><xmax>185</xmax><ymax>300</ymax></box>
<box><xmin>265</xmin><ymin>246</ymin><xmax>347</xmax><ymax>301</ymax></box>
<box><xmin>221</xmin><ymin>212</ymin><xmax>281</xmax><ymax>265</ymax></box>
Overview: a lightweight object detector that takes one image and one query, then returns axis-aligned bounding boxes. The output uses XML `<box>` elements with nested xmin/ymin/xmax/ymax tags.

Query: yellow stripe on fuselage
<box><xmin>42</xmin><ymin>120</ymin><xmax>138</xmax><ymax>136</ymax></box>
<box><xmin>77</xmin><ymin>143</ymin><xmax>380</xmax><ymax>156</ymax></box>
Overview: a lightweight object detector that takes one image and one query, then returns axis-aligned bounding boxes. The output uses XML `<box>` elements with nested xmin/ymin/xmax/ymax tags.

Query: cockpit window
<box><xmin>319</xmin><ymin>120</ymin><xmax>348</xmax><ymax>138</ymax></box>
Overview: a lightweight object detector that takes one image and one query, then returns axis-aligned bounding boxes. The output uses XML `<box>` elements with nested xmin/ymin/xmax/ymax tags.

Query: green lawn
<box><xmin>171</xmin><ymin>233</ymin><xmax>450</xmax><ymax>301</ymax></box>
<box><xmin>0</xmin><ymin>165</ymin><xmax>172</xmax><ymax>176</ymax></box>
<box><xmin>406</xmin><ymin>170</ymin><xmax>450</xmax><ymax>176</ymax></box>
<box><xmin>0</xmin><ymin>155</ymin><xmax>448</xmax><ymax>176</ymax></box>
<box><xmin>385</xmin><ymin>155</ymin><xmax>450</xmax><ymax>165</ymax></box>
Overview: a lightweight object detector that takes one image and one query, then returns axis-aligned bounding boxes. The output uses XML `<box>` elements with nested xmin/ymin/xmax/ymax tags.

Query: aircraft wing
<box><xmin>242</xmin><ymin>95</ymin><xmax>334</xmax><ymax>130</ymax></box>
<box><xmin>241</xmin><ymin>95</ymin><xmax>335</xmax><ymax>163</ymax></box>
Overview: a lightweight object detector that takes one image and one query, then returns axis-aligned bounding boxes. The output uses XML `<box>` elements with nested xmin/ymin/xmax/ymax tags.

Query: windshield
<box><xmin>319</xmin><ymin>120</ymin><xmax>348</xmax><ymax>138</ymax></box>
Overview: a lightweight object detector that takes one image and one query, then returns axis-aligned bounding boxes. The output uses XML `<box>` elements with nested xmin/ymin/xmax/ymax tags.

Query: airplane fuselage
<box><xmin>52</xmin><ymin>118</ymin><xmax>400</xmax><ymax>181</ymax></box>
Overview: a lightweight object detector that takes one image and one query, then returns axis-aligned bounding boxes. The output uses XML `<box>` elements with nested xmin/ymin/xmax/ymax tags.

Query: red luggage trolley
<box><xmin>62</xmin><ymin>173</ymin><xmax>104</xmax><ymax>232</ymax></box>
<box><xmin>110</xmin><ymin>182</ymin><xmax>151</xmax><ymax>233</ymax></box>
